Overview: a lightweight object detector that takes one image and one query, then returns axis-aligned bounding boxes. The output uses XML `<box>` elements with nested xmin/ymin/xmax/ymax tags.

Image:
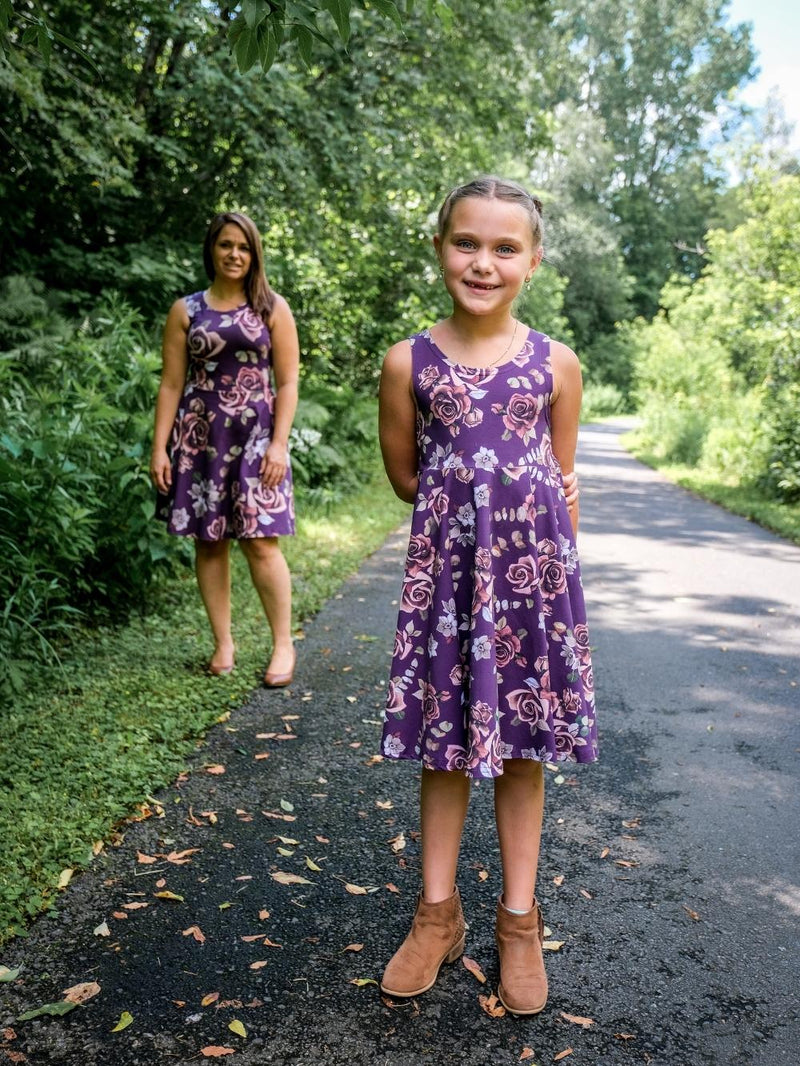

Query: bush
<box><xmin>581</xmin><ymin>382</ymin><xmax>626</xmax><ymax>421</ymax></box>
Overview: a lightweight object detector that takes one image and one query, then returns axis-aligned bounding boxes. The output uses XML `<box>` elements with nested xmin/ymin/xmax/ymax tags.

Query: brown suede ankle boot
<box><xmin>380</xmin><ymin>887</ymin><xmax>466</xmax><ymax>997</ymax></box>
<box><xmin>495</xmin><ymin>896</ymin><xmax>548</xmax><ymax>1015</ymax></box>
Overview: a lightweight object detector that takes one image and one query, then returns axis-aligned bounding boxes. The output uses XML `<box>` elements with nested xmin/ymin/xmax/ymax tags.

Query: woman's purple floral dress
<box><xmin>157</xmin><ymin>292</ymin><xmax>295</xmax><ymax>540</ymax></box>
<box><xmin>382</xmin><ymin>329</ymin><xmax>598</xmax><ymax>779</ymax></box>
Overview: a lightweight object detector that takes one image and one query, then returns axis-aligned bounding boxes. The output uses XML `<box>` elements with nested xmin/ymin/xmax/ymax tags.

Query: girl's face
<box><xmin>434</xmin><ymin>197</ymin><xmax>542</xmax><ymax>317</ymax></box>
<box><xmin>211</xmin><ymin>223</ymin><xmax>252</xmax><ymax>284</ymax></box>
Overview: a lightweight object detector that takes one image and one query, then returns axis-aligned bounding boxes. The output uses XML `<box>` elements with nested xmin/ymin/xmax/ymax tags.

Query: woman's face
<box><xmin>211</xmin><ymin>223</ymin><xmax>252</xmax><ymax>284</ymax></box>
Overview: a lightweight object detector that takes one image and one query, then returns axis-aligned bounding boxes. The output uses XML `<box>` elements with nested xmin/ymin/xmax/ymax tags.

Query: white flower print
<box><xmin>244</xmin><ymin>429</ymin><xmax>270</xmax><ymax>464</ymax></box>
<box><xmin>472</xmin><ymin>635</ymin><xmax>492</xmax><ymax>660</ymax></box>
<box><xmin>473</xmin><ymin>447</ymin><xmax>499</xmax><ymax>471</ymax></box>
<box><xmin>474</xmin><ymin>483</ymin><xmax>491</xmax><ymax>508</ymax></box>
<box><xmin>449</xmin><ymin>502</ymin><xmax>476</xmax><ymax>546</ymax></box>
<box><xmin>172</xmin><ymin>507</ymin><xmax>190</xmax><ymax>532</ymax></box>
<box><xmin>383</xmin><ymin>734</ymin><xmax>406</xmax><ymax>757</ymax></box>
<box><xmin>427</xmin><ymin>635</ymin><xmax>439</xmax><ymax>657</ymax></box>
<box><xmin>437</xmin><ymin>608</ymin><xmax>458</xmax><ymax>639</ymax></box>
<box><xmin>189</xmin><ymin>478</ymin><xmax>221</xmax><ymax>517</ymax></box>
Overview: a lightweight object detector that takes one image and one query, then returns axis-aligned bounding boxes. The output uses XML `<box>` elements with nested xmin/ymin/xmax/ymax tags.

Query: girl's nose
<box><xmin>473</xmin><ymin>248</ymin><xmax>492</xmax><ymax>272</ymax></box>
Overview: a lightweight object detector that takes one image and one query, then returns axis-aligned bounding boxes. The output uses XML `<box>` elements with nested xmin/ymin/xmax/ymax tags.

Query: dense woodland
<box><xmin>1</xmin><ymin>0</ymin><xmax>799</xmax><ymax>696</ymax></box>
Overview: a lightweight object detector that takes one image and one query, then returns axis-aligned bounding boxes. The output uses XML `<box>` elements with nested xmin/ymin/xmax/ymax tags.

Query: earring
<box><xmin>438</xmin><ymin>264</ymin><xmax>444</xmax><ymax>277</ymax></box>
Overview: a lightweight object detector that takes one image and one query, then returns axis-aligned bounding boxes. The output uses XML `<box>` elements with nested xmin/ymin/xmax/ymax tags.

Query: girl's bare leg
<box><xmin>195</xmin><ymin>539</ymin><xmax>235</xmax><ymax>670</ymax></box>
<box><xmin>494</xmin><ymin>759</ymin><xmax>545</xmax><ymax>910</ymax></box>
<box><xmin>238</xmin><ymin>536</ymin><xmax>294</xmax><ymax>675</ymax></box>
<box><xmin>420</xmin><ymin>768</ymin><xmax>471</xmax><ymax>902</ymax></box>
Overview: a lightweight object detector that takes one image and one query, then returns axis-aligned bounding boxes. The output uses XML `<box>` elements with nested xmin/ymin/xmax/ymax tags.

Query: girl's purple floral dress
<box><xmin>157</xmin><ymin>292</ymin><xmax>295</xmax><ymax>541</ymax></box>
<box><xmin>382</xmin><ymin>329</ymin><xmax>598</xmax><ymax>779</ymax></box>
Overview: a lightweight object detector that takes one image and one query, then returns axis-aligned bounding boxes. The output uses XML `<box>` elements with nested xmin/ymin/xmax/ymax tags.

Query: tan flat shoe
<box><xmin>263</xmin><ymin>647</ymin><xmax>296</xmax><ymax>688</ymax></box>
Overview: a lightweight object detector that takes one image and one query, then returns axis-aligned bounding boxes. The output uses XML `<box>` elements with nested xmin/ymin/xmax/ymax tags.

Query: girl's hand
<box><xmin>260</xmin><ymin>440</ymin><xmax>289</xmax><ymax>488</ymax></box>
<box><xmin>563</xmin><ymin>469</ymin><xmax>579</xmax><ymax>512</ymax></box>
<box><xmin>151</xmin><ymin>449</ymin><xmax>172</xmax><ymax>494</ymax></box>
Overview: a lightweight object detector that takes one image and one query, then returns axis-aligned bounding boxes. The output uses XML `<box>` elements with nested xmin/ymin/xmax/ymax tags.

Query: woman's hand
<box><xmin>151</xmin><ymin>448</ymin><xmax>172</xmax><ymax>495</ymax></box>
<box><xmin>260</xmin><ymin>439</ymin><xmax>289</xmax><ymax>488</ymax></box>
<box><xmin>563</xmin><ymin>469</ymin><xmax>579</xmax><ymax>512</ymax></box>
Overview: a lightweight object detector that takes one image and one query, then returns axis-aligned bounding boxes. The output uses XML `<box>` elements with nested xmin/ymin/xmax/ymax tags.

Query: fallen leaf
<box><xmin>349</xmin><ymin>978</ymin><xmax>378</xmax><ymax>987</ymax></box>
<box><xmin>219</xmin><ymin>902</ymin><xmax>234</xmax><ymax>910</ymax></box>
<box><xmin>112</xmin><ymin>911</ymin><xmax>128</xmax><ymax>919</ymax></box>
<box><xmin>683</xmin><ymin>905</ymin><xmax>701</xmax><ymax>921</ymax></box>
<box><xmin>553</xmin><ymin>875</ymin><xmax>565</xmax><ymax>886</ymax></box>
<box><xmin>249</xmin><ymin>961</ymin><xmax>268</xmax><ymax>970</ymax></box>
<box><xmin>376</xmin><ymin>800</ymin><xmax>394</xmax><ymax>810</ymax></box>
<box><xmin>155</xmin><ymin>878</ymin><xmax>166</xmax><ymax>888</ymax></box>
<box><xmin>200</xmin><ymin>1048</ymin><xmax>235</xmax><ymax>1058</ymax></box>
<box><xmin>385</xmin><ymin>883</ymin><xmax>400</xmax><ymax>894</ymax></box>
<box><xmin>461</xmin><ymin>956</ymin><xmax>487</xmax><ymax>984</ymax></box>
<box><xmin>554</xmin><ymin>1050</ymin><xmax>573</xmax><ymax>1062</ymax></box>
<box><xmin>254</xmin><ymin>753</ymin><xmax>270</xmax><ymax>760</ymax></box>
<box><xmin>389</xmin><ymin>832</ymin><xmax>406</xmax><ymax>854</ymax></box>
<box><xmin>579</xmin><ymin>889</ymin><xmax>592</xmax><ymax>900</ymax></box>
<box><xmin>262</xmin><ymin>811</ymin><xmax>296</xmax><ymax>822</ymax></box>
<box><xmin>519</xmin><ymin>1051</ymin><xmax>536</xmax><ymax>1062</ymax></box>
<box><xmin>62</xmin><ymin>981</ymin><xmax>101</xmax><ymax>1005</ymax></box>
<box><xmin>478</xmin><ymin>869</ymin><xmax>489</xmax><ymax>882</ymax></box>
<box><xmin>271</xmin><ymin>871</ymin><xmax>312</xmax><ymax>886</ymax></box>
<box><xmin>560</xmin><ymin>1011</ymin><xmax>594</xmax><ymax>1028</ymax></box>
<box><xmin>222</xmin><ymin>842</ymin><xmax>235</xmax><ymax>849</ymax></box>
<box><xmin>17</xmin><ymin>1002</ymin><xmax>77</xmax><ymax>1021</ymax></box>
<box><xmin>258</xmin><ymin>909</ymin><xmax>270</xmax><ymax>921</ymax></box>
<box><xmin>57</xmin><ymin>868</ymin><xmax>74</xmax><ymax>890</ymax></box>
<box><xmin>262</xmin><ymin>938</ymin><xmax>282</xmax><ymax>948</ymax></box>
<box><xmin>305</xmin><ymin>858</ymin><xmax>323</xmax><ymax>872</ymax></box>
<box><xmin>201</xmin><ymin>992</ymin><xmax>220</xmax><ymax>1006</ymax></box>
<box><xmin>614</xmin><ymin>860</ymin><xmax>639</xmax><ymax>868</ymax></box>
<box><xmin>154</xmin><ymin>891</ymin><xmax>184</xmax><ymax>902</ymax></box>
<box><xmin>364</xmin><ymin>755</ymin><xmax>383</xmax><ymax>766</ymax></box>
<box><xmin>600</xmin><ymin>847</ymin><xmax>610</xmax><ymax>859</ymax></box>
<box><xmin>280</xmin><ymin>799</ymin><xmax>294</xmax><ymax>813</ymax></box>
<box><xmin>93</xmin><ymin>921</ymin><xmax>110</xmax><ymax>937</ymax></box>
<box><xmin>343</xmin><ymin>943</ymin><xmax>364</xmax><ymax>953</ymax></box>
<box><xmin>182</xmin><ymin>925</ymin><xmax>206</xmax><ymax>944</ymax></box>
<box><xmin>614</xmin><ymin>1033</ymin><xmax>637</xmax><ymax>1040</ymax></box>
<box><xmin>277</xmin><ymin>847</ymin><xmax>294</xmax><ymax>857</ymax></box>
<box><xmin>0</xmin><ymin>967</ymin><xmax>21</xmax><ymax>983</ymax></box>
<box><xmin>241</xmin><ymin>934</ymin><xmax>266</xmax><ymax>943</ymax></box>
<box><xmin>228</xmin><ymin>1019</ymin><xmax>247</xmax><ymax>1038</ymax></box>
<box><xmin>542</xmin><ymin>940</ymin><xmax>565</xmax><ymax>952</ymax></box>
<box><xmin>122</xmin><ymin>901</ymin><xmax>149</xmax><ymax>910</ymax></box>
<box><xmin>315</xmin><ymin>835</ymin><xmax>330</xmax><ymax>844</ymax></box>
<box><xmin>166</xmin><ymin>849</ymin><xmax>200</xmax><ymax>864</ymax></box>
<box><xmin>478</xmin><ymin>993</ymin><xmax>506</xmax><ymax>1018</ymax></box>
<box><xmin>346</xmin><ymin>696</ymin><xmax>357</xmax><ymax>704</ymax></box>
<box><xmin>173</xmin><ymin>999</ymin><xmax>186</xmax><ymax>1007</ymax></box>
<box><xmin>344</xmin><ymin>883</ymin><xmax>368</xmax><ymax>895</ymax></box>
<box><xmin>110</xmin><ymin>1011</ymin><xmax>133</xmax><ymax>1032</ymax></box>
<box><xmin>622</xmin><ymin>817</ymin><xmax>641</xmax><ymax>829</ymax></box>
<box><xmin>205</xmin><ymin>765</ymin><xmax>226</xmax><ymax>775</ymax></box>
<box><xmin>136</xmin><ymin>852</ymin><xmax>158</xmax><ymax>865</ymax></box>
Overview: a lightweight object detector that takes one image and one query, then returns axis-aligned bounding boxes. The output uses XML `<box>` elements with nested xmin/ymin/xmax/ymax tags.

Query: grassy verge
<box><xmin>624</xmin><ymin>433</ymin><xmax>800</xmax><ymax>546</ymax></box>
<box><xmin>0</xmin><ymin>471</ymin><xmax>408</xmax><ymax>945</ymax></box>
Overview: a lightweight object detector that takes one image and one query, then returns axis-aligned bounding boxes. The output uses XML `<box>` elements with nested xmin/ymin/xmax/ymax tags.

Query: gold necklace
<box><xmin>484</xmin><ymin>319</ymin><xmax>518</xmax><ymax>369</ymax></box>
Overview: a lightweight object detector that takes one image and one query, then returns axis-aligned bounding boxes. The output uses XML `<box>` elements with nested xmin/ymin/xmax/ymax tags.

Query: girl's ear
<box><xmin>432</xmin><ymin>232</ymin><xmax>442</xmax><ymax>259</ymax></box>
<box><xmin>527</xmin><ymin>247</ymin><xmax>544</xmax><ymax>280</ymax></box>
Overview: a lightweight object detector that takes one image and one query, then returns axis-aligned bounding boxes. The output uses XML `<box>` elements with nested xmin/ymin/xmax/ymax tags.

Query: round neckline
<box><xmin>424</xmin><ymin>326</ymin><xmax>532</xmax><ymax>373</ymax></box>
<box><xmin>201</xmin><ymin>290</ymin><xmax>249</xmax><ymax>313</ymax></box>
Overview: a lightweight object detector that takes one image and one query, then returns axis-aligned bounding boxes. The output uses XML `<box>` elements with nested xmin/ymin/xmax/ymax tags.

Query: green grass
<box><xmin>0</xmin><ymin>472</ymin><xmax>408</xmax><ymax>945</ymax></box>
<box><xmin>624</xmin><ymin>434</ymin><xmax>800</xmax><ymax>546</ymax></box>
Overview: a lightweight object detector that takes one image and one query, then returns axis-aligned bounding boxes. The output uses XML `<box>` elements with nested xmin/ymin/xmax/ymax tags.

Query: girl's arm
<box><xmin>379</xmin><ymin>340</ymin><xmax>418</xmax><ymax>504</ymax></box>
<box><xmin>262</xmin><ymin>293</ymin><xmax>300</xmax><ymax>488</ymax></box>
<box><xmin>550</xmin><ymin>340</ymin><xmax>583</xmax><ymax>537</ymax></box>
<box><xmin>151</xmin><ymin>298</ymin><xmax>190</xmax><ymax>494</ymax></box>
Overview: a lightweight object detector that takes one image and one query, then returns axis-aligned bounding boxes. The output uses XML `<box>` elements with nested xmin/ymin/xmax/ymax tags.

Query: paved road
<box><xmin>2</xmin><ymin>423</ymin><xmax>799</xmax><ymax>1066</ymax></box>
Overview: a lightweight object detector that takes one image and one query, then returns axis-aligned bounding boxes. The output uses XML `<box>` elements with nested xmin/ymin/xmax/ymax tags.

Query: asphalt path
<box><xmin>2</xmin><ymin>422</ymin><xmax>799</xmax><ymax>1066</ymax></box>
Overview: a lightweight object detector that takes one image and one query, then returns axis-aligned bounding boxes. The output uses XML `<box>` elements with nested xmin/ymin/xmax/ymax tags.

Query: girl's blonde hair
<box><xmin>437</xmin><ymin>176</ymin><xmax>544</xmax><ymax>250</ymax></box>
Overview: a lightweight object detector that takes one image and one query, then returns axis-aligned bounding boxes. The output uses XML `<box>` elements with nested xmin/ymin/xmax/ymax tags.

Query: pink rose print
<box><xmin>502</xmin><ymin>392</ymin><xmax>543</xmax><ymax>442</ymax></box>
<box><xmin>205</xmin><ymin>516</ymin><xmax>228</xmax><ymax>540</ymax></box>
<box><xmin>506</xmin><ymin>554</ymin><xmax>538</xmax><ymax>594</ymax></box>
<box><xmin>219</xmin><ymin>365</ymin><xmax>265</xmax><ymax>418</ymax></box>
<box><xmin>416</xmin><ymin>679</ymin><xmax>451</xmax><ymax>724</ymax></box>
<box><xmin>393</xmin><ymin>625</ymin><xmax>414</xmax><ymax>660</ymax></box>
<box><xmin>401</xmin><ymin>571</ymin><xmax>434</xmax><ymax>613</ymax></box>
<box><xmin>187</xmin><ymin>325</ymin><xmax>225</xmax><ymax>364</ymax></box>
<box><xmin>407</xmin><ymin>534</ymin><xmax>436</xmax><ymax>573</ymax></box>
<box><xmin>444</xmin><ymin>744</ymin><xmax>470</xmax><ymax>772</ymax></box>
<box><xmin>234</xmin><ymin>306</ymin><xmax>269</xmax><ymax>343</ymax></box>
<box><xmin>494</xmin><ymin>624</ymin><xmax>522</xmax><ymax>668</ymax></box>
<box><xmin>430</xmin><ymin>381</ymin><xmax>471</xmax><ymax>435</ymax></box>
<box><xmin>386</xmin><ymin>680</ymin><xmax>406</xmax><ymax>715</ymax></box>
<box><xmin>573</xmin><ymin>623</ymin><xmax>590</xmax><ymax>657</ymax></box>
<box><xmin>560</xmin><ymin>688</ymin><xmax>582</xmax><ymax>714</ymax></box>
<box><xmin>419</xmin><ymin>364</ymin><xmax>443</xmax><ymax>390</ymax></box>
<box><xmin>179</xmin><ymin>399</ymin><xmax>211</xmax><ymax>455</ymax></box>
<box><xmin>539</xmin><ymin>556</ymin><xmax>567</xmax><ymax>599</ymax></box>
<box><xmin>463</xmin><ymin>408</ymin><xmax>484</xmax><ymax>429</ymax></box>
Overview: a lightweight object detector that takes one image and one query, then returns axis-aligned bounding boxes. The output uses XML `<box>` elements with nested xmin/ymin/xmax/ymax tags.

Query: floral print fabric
<box><xmin>382</xmin><ymin>329</ymin><xmax>598</xmax><ymax>778</ymax></box>
<box><xmin>156</xmin><ymin>292</ymin><xmax>295</xmax><ymax>540</ymax></box>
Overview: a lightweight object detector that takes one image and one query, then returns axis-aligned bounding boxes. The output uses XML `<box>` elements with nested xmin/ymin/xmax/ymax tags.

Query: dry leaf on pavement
<box><xmin>519</xmin><ymin>1050</ymin><xmax>536</xmax><ymax>1062</ymax></box>
<box><xmin>154</xmin><ymin>891</ymin><xmax>184</xmax><ymax>902</ymax></box>
<box><xmin>350</xmin><ymin>978</ymin><xmax>378</xmax><ymax>987</ymax></box>
<box><xmin>205</xmin><ymin>765</ymin><xmax>226</xmax><ymax>775</ymax></box>
<box><xmin>62</xmin><ymin>982</ymin><xmax>101</xmax><ymax>1005</ymax></box>
<box><xmin>478</xmin><ymin>993</ymin><xmax>506</xmax><ymax>1018</ymax></box>
<box><xmin>271</xmin><ymin>872</ymin><xmax>312</xmax><ymax>886</ymax></box>
<box><xmin>110</xmin><ymin>1011</ymin><xmax>133</xmax><ymax>1032</ymax></box>
<box><xmin>249</xmin><ymin>961</ymin><xmax>268</xmax><ymax>970</ymax></box>
<box><xmin>228</xmin><ymin>1020</ymin><xmax>246</xmax><ymax>1038</ymax></box>
<box><xmin>182</xmin><ymin>926</ymin><xmax>206</xmax><ymax>944</ymax></box>
<box><xmin>542</xmin><ymin>940</ymin><xmax>565</xmax><ymax>952</ymax></box>
<box><xmin>554</xmin><ymin>1051</ymin><xmax>573</xmax><ymax>1062</ymax></box>
<box><xmin>461</xmin><ymin>956</ymin><xmax>487</xmax><ymax>984</ymax></box>
<box><xmin>560</xmin><ymin>1011</ymin><xmax>594</xmax><ymax>1028</ymax></box>
<box><xmin>343</xmin><ymin>944</ymin><xmax>364</xmax><ymax>953</ymax></box>
<box><xmin>201</xmin><ymin>992</ymin><xmax>220</xmax><ymax>1006</ymax></box>
<box><xmin>201</xmin><ymin>1048</ymin><xmax>235</xmax><ymax>1058</ymax></box>
<box><xmin>683</xmin><ymin>905</ymin><xmax>701</xmax><ymax>921</ymax></box>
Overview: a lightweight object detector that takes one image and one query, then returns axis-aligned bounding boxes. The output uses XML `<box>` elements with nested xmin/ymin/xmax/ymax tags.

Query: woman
<box><xmin>151</xmin><ymin>212</ymin><xmax>299</xmax><ymax>686</ymax></box>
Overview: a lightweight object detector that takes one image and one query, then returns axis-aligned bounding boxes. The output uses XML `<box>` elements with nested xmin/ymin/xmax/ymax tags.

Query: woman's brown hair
<box><xmin>202</xmin><ymin>211</ymin><xmax>275</xmax><ymax>323</ymax></box>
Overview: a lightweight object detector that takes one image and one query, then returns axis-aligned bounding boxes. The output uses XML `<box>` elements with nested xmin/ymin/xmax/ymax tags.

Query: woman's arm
<box><xmin>150</xmin><ymin>298</ymin><xmax>190</xmax><ymax>494</ymax></box>
<box><xmin>262</xmin><ymin>293</ymin><xmax>300</xmax><ymax>488</ymax></box>
<box><xmin>378</xmin><ymin>341</ymin><xmax>418</xmax><ymax>504</ymax></box>
<box><xmin>550</xmin><ymin>339</ymin><xmax>583</xmax><ymax>538</ymax></box>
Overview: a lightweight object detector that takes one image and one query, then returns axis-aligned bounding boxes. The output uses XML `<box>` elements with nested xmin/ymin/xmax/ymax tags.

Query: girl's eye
<box><xmin>497</xmin><ymin>245</ymin><xmax>516</xmax><ymax>255</ymax></box>
<box><xmin>455</xmin><ymin>239</ymin><xmax>475</xmax><ymax>249</ymax></box>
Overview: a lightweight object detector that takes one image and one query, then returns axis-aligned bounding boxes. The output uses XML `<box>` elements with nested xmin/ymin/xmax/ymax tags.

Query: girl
<box><xmin>151</xmin><ymin>212</ymin><xmax>299</xmax><ymax>687</ymax></box>
<box><xmin>378</xmin><ymin>177</ymin><xmax>597</xmax><ymax>1014</ymax></box>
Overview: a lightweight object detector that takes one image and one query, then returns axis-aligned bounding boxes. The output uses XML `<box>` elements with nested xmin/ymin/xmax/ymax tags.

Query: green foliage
<box><xmin>581</xmin><ymin>382</ymin><xmax>626</xmax><ymax>421</ymax></box>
